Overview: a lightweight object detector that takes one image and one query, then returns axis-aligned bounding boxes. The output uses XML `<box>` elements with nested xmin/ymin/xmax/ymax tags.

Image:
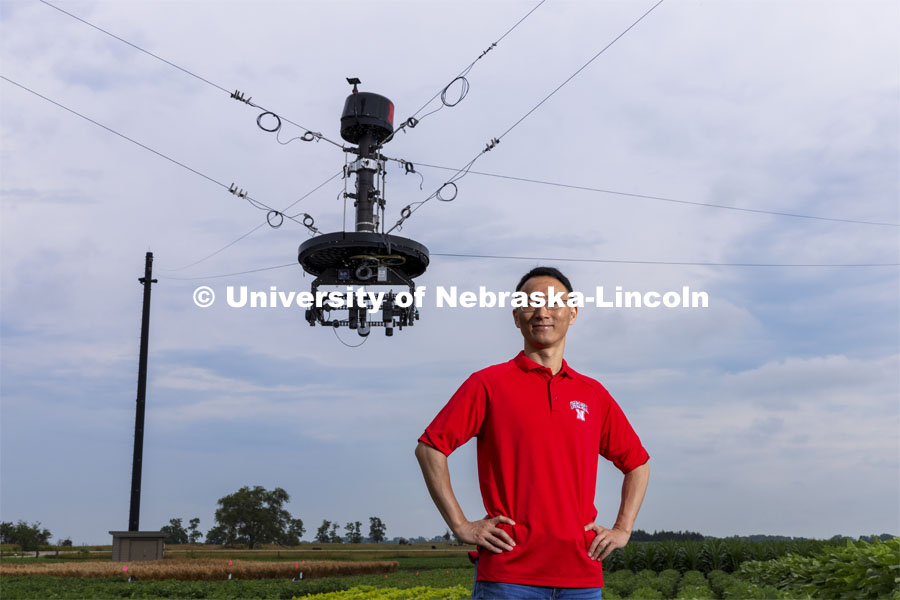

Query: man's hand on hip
<box><xmin>454</xmin><ymin>515</ymin><xmax>517</xmax><ymax>553</ymax></box>
<box><xmin>584</xmin><ymin>522</ymin><xmax>630</xmax><ymax>561</ymax></box>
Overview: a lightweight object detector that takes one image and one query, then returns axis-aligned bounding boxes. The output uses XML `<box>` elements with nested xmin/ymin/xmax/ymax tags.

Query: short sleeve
<box><xmin>599</xmin><ymin>395</ymin><xmax>649</xmax><ymax>473</ymax></box>
<box><xmin>417</xmin><ymin>373</ymin><xmax>488</xmax><ymax>456</ymax></box>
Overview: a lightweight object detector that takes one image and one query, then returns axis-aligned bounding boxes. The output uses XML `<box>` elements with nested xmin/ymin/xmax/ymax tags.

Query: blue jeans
<box><xmin>471</xmin><ymin>558</ymin><xmax>603</xmax><ymax>600</ymax></box>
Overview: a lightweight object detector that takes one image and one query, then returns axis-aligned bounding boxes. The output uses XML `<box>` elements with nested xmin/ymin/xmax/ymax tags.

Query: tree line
<box><xmin>312</xmin><ymin>517</ymin><xmax>385</xmax><ymax>544</ymax></box>
<box><xmin>0</xmin><ymin>520</ymin><xmax>59</xmax><ymax>552</ymax></box>
<box><xmin>159</xmin><ymin>485</ymin><xmax>390</xmax><ymax>549</ymax></box>
<box><xmin>630</xmin><ymin>529</ymin><xmax>705</xmax><ymax>542</ymax></box>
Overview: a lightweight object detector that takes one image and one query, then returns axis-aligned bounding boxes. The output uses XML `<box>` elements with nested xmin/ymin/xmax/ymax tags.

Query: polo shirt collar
<box><xmin>513</xmin><ymin>350</ymin><xmax>574</xmax><ymax>378</ymax></box>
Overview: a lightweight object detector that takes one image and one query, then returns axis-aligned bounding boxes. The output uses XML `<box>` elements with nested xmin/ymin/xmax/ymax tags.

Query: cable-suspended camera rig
<box><xmin>298</xmin><ymin>79</ymin><xmax>430</xmax><ymax>337</ymax></box>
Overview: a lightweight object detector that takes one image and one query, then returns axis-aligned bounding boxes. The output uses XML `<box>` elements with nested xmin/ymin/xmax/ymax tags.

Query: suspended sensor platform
<box><xmin>297</xmin><ymin>79</ymin><xmax>430</xmax><ymax>337</ymax></box>
<box><xmin>298</xmin><ymin>232</ymin><xmax>428</xmax><ymax>281</ymax></box>
<box><xmin>298</xmin><ymin>232</ymin><xmax>429</xmax><ymax>336</ymax></box>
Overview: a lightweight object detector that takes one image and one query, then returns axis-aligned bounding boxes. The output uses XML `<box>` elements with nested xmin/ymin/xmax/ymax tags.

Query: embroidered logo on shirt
<box><xmin>569</xmin><ymin>400</ymin><xmax>589</xmax><ymax>421</ymax></box>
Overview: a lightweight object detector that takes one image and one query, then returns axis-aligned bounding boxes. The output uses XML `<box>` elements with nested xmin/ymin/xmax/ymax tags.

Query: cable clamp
<box><xmin>347</xmin><ymin>157</ymin><xmax>384</xmax><ymax>173</ymax></box>
<box><xmin>479</xmin><ymin>42</ymin><xmax>497</xmax><ymax>59</ymax></box>
<box><xmin>230</xmin><ymin>89</ymin><xmax>253</xmax><ymax>104</ymax></box>
<box><xmin>228</xmin><ymin>183</ymin><xmax>249</xmax><ymax>198</ymax></box>
<box><xmin>484</xmin><ymin>137</ymin><xmax>500</xmax><ymax>152</ymax></box>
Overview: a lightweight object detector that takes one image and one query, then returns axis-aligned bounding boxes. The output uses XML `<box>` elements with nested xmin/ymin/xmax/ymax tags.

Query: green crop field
<box><xmin>1</xmin><ymin>538</ymin><xmax>896</xmax><ymax>599</ymax></box>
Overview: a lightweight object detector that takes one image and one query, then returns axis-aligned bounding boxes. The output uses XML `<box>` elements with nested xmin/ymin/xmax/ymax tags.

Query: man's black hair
<box><xmin>516</xmin><ymin>266</ymin><xmax>573</xmax><ymax>294</ymax></box>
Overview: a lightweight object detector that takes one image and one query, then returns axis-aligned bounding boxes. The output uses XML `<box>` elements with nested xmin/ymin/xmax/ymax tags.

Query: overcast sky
<box><xmin>1</xmin><ymin>0</ymin><xmax>898</xmax><ymax>545</ymax></box>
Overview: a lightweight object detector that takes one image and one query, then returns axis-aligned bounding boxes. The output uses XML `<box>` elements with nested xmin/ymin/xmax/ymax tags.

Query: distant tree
<box><xmin>160</xmin><ymin>518</ymin><xmax>189</xmax><ymax>544</ymax></box>
<box><xmin>282</xmin><ymin>518</ymin><xmax>305</xmax><ymax>546</ymax></box>
<box><xmin>0</xmin><ymin>522</ymin><xmax>14</xmax><ymax>544</ymax></box>
<box><xmin>854</xmin><ymin>534</ymin><xmax>896</xmax><ymax>543</ymax></box>
<box><xmin>369</xmin><ymin>517</ymin><xmax>386</xmax><ymax>543</ymax></box>
<box><xmin>58</xmin><ymin>538</ymin><xmax>73</xmax><ymax>547</ymax></box>
<box><xmin>329</xmin><ymin>522</ymin><xmax>343</xmax><ymax>543</ymax></box>
<box><xmin>315</xmin><ymin>520</ymin><xmax>332</xmax><ymax>544</ymax></box>
<box><xmin>0</xmin><ymin>520</ymin><xmax>52</xmax><ymax>551</ymax></box>
<box><xmin>186</xmin><ymin>518</ymin><xmax>203</xmax><ymax>544</ymax></box>
<box><xmin>205</xmin><ymin>524</ymin><xmax>227</xmax><ymax>545</ymax></box>
<box><xmin>210</xmin><ymin>485</ymin><xmax>304</xmax><ymax>549</ymax></box>
<box><xmin>443</xmin><ymin>529</ymin><xmax>451</xmax><ymax>542</ymax></box>
<box><xmin>345</xmin><ymin>521</ymin><xmax>363</xmax><ymax>544</ymax></box>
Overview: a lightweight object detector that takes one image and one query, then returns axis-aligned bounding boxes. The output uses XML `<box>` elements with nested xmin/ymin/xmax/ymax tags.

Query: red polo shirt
<box><xmin>418</xmin><ymin>351</ymin><xmax>649</xmax><ymax>588</ymax></box>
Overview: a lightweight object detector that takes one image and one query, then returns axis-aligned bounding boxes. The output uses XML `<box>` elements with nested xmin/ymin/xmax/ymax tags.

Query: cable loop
<box><xmin>400</xmin><ymin>206</ymin><xmax>412</xmax><ymax>219</ymax></box>
<box><xmin>266</xmin><ymin>210</ymin><xmax>284</xmax><ymax>228</ymax></box>
<box><xmin>437</xmin><ymin>182</ymin><xmax>458</xmax><ymax>202</ymax></box>
<box><xmin>300</xmin><ymin>131</ymin><xmax>319</xmax><ymax>142</ymax></box>
<box><xmin>441</xmin><ymin>76</ymin><xmax>470</xmax><ymax>107</ymax></box>
<box><xmin>256</xmin><ymin>111</ymin><xmax>281</xmax><ymax>132</ymax></box>
<box><xmin>302</xmin><ymin>214</ymin><xmax>315</xmax><ymax>229</ymax></box>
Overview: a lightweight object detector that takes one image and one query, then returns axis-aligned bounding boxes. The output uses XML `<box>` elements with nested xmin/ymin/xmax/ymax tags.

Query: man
<box><xmin>415</xmin><ymin>267</ymin><xmax>650</xmax><ymax>599</ymax></box>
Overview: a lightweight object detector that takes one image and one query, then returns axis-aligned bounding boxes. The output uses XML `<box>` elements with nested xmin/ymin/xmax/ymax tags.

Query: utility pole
<box><xmin>129</xmin><ymin>251</ymin><xmax>156</xmax><ymax>532</ymax></box>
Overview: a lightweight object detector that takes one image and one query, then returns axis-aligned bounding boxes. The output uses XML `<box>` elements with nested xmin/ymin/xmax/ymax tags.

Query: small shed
<box><xmin>109</xmin><ymin>531</ymin><xmax>166</xmax><ymax>561</ymax></box>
